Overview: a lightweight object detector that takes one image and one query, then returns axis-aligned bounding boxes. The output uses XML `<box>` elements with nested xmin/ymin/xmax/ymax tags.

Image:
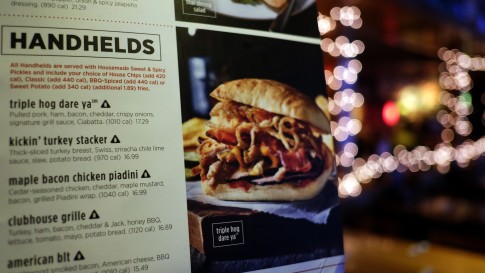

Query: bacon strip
<box><xmin>279</xmin><ymin>148</ymin><xmax>312</xmax><ymax>172</ymax></box>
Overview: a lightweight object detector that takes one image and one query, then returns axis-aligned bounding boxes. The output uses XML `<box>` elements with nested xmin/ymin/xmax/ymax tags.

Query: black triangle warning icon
<box><xmin>101</xmin><ymin>100</ymin><xmax>111</xmax><ymax>108</ymax></box>
<box><xmin>111</xmin><ymin>135</ymin><xmax>120</xmax><ymax>144</ymax></box>
<box><xmin>141</xmin><ymin>170</ymin><xmax>151</xmax><ymax>178</ymax></box>
<box><xmin>74</xmin><ymin>251</ymin><xmax>85</xmax><ymax>261</ymax></box>
<box><xmin>89</xmin><ymin>210</ymin><xmax>100</xmax><ymax>220</ymax></box>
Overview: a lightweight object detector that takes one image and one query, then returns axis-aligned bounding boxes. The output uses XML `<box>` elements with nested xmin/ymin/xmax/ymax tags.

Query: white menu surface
<box><xmin>1</xmin><ymin>2</ymin><xmax>191</xmax><ymax>272</ymax></box>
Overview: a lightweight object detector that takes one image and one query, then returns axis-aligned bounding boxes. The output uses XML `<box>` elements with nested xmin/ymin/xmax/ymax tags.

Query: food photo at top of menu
<box><xmin>174</xmin><ymin>0</ymin><xmax>320</xmax><ymax>36</ymax></box>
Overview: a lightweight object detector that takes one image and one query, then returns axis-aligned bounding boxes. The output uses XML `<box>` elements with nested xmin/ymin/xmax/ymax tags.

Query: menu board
<box><xmin>1</xmin><ymin>1</ymin><xmax>344</xmax><ymax>272</ymax></box>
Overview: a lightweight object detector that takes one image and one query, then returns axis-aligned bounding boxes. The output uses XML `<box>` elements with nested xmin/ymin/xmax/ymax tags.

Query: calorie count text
<box><xmin>8</xmin><ymin>144</ymin><xmax>162</xmax><ymax>165</ymax></box>
<box><xmin>10</xmin><ymin>64</ymin><xmax>166</xmax><ymax>90</ymax></box>
<box><xmin>8</xmin><ymin>180</ymin><xmax>164</xmax><ymax>205</ymax></box>
<box><xmin>9</xmin><ymin>117</ymin><xmax>150</xmax><ymax>127</ymax></box>
<box><xmin>7</xmin><ymin>222</ymin><xmax>173</xmax><ymax>241</ymax></box>
<box><xmin>7</xmin><ymin>166</ymin><xmax>164</xmax><ymax>204</ymax></box>
<box><xmin>7</xmin><ymin>216</ymin><xmax>172</xmax><ymax>241</ymax></box>
<box><xmin>11</xmin><ymin>149</ymin><xmax>153</xmax><ymax>165</ymax></box>
<box><xmin>98</xmin><ymin>182</ymin><xmax>164</xmax><ymax>200</ymax></box>
<box><xmin>12</xmin><ymin>2</ymin><xmax>90</xmax><ymax>11</ymax></box>
<box><xmin>10</xmin><ymin>105</ymin><xmax>154</xmax><ymax>127</ymax></box>
<box><xmin>37</xmin><ymin>1</ymin><xmax>138</xmax><ymax>10</ymax></box>
<box><xmin>10</xmin><ymin>74</ymin><xmax>166</xmax><ymax>91</ymax></box>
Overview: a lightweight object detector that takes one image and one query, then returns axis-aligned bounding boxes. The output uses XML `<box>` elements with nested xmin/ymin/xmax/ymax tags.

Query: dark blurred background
<box><xmin>176</xmin><ymin>27</ymin><xmax>326</xmax><ymax>122</ymax></box>
<box><xmin>316</xmin><ymin>0</ymin><xmax>485</xmax><ymax>271</ymax></box>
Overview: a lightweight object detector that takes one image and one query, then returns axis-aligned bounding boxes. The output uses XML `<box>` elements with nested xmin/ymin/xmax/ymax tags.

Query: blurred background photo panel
<box><xmin>316</xmin><ymin>0</ymin><xmax>485</xmax><ymax>272</ymax></box>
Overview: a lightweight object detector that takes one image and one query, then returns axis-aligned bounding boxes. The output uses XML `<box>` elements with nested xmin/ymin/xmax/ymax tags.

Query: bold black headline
<box><xmin>10</xmin><ymin>32</ymin><xmax>155</xmax><ymax>54</ymax></box>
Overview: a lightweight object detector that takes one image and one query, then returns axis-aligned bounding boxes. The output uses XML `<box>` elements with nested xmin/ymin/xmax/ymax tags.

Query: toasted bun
<box><xmin>202</xmin><ymin>144</ymin><xmax>334</xmax><ymax>201</ymax></box>
<box><xmin>210</xmin><ymin>79</ymin><xmax>330</xmax><ymax>133</ymax></box>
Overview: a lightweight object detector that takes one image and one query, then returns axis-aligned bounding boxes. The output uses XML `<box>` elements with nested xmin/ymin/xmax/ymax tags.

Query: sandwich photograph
<box><xmin>191</xmin><ymin>78</ymin><xmax>333</xmax><ymax>201</ymax></box>
<box><xmin>176</xmin><ymin>27</ymin><xmax>344</xmax><ymax>272</ymax></box>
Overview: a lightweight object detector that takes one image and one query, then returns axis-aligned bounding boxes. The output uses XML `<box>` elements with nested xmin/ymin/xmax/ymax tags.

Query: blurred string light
<box><xmin>338</xmin><ymin>47</ymin><xmax>485</xmax><ymax>197</ymax></box>
<box><xmin>318</xmin><ymin>6</ymin><xmax>365</xmax><ymax>197</ymax></box>
<box><xmin>318</xmin><ymin>10</ymin><xmax>485</xmax><ymax>198</ymax></box>
<box><xmin>437</xmin><ymin>48</ymin><xmax>479</xmax><ymax>139</ymax></box>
